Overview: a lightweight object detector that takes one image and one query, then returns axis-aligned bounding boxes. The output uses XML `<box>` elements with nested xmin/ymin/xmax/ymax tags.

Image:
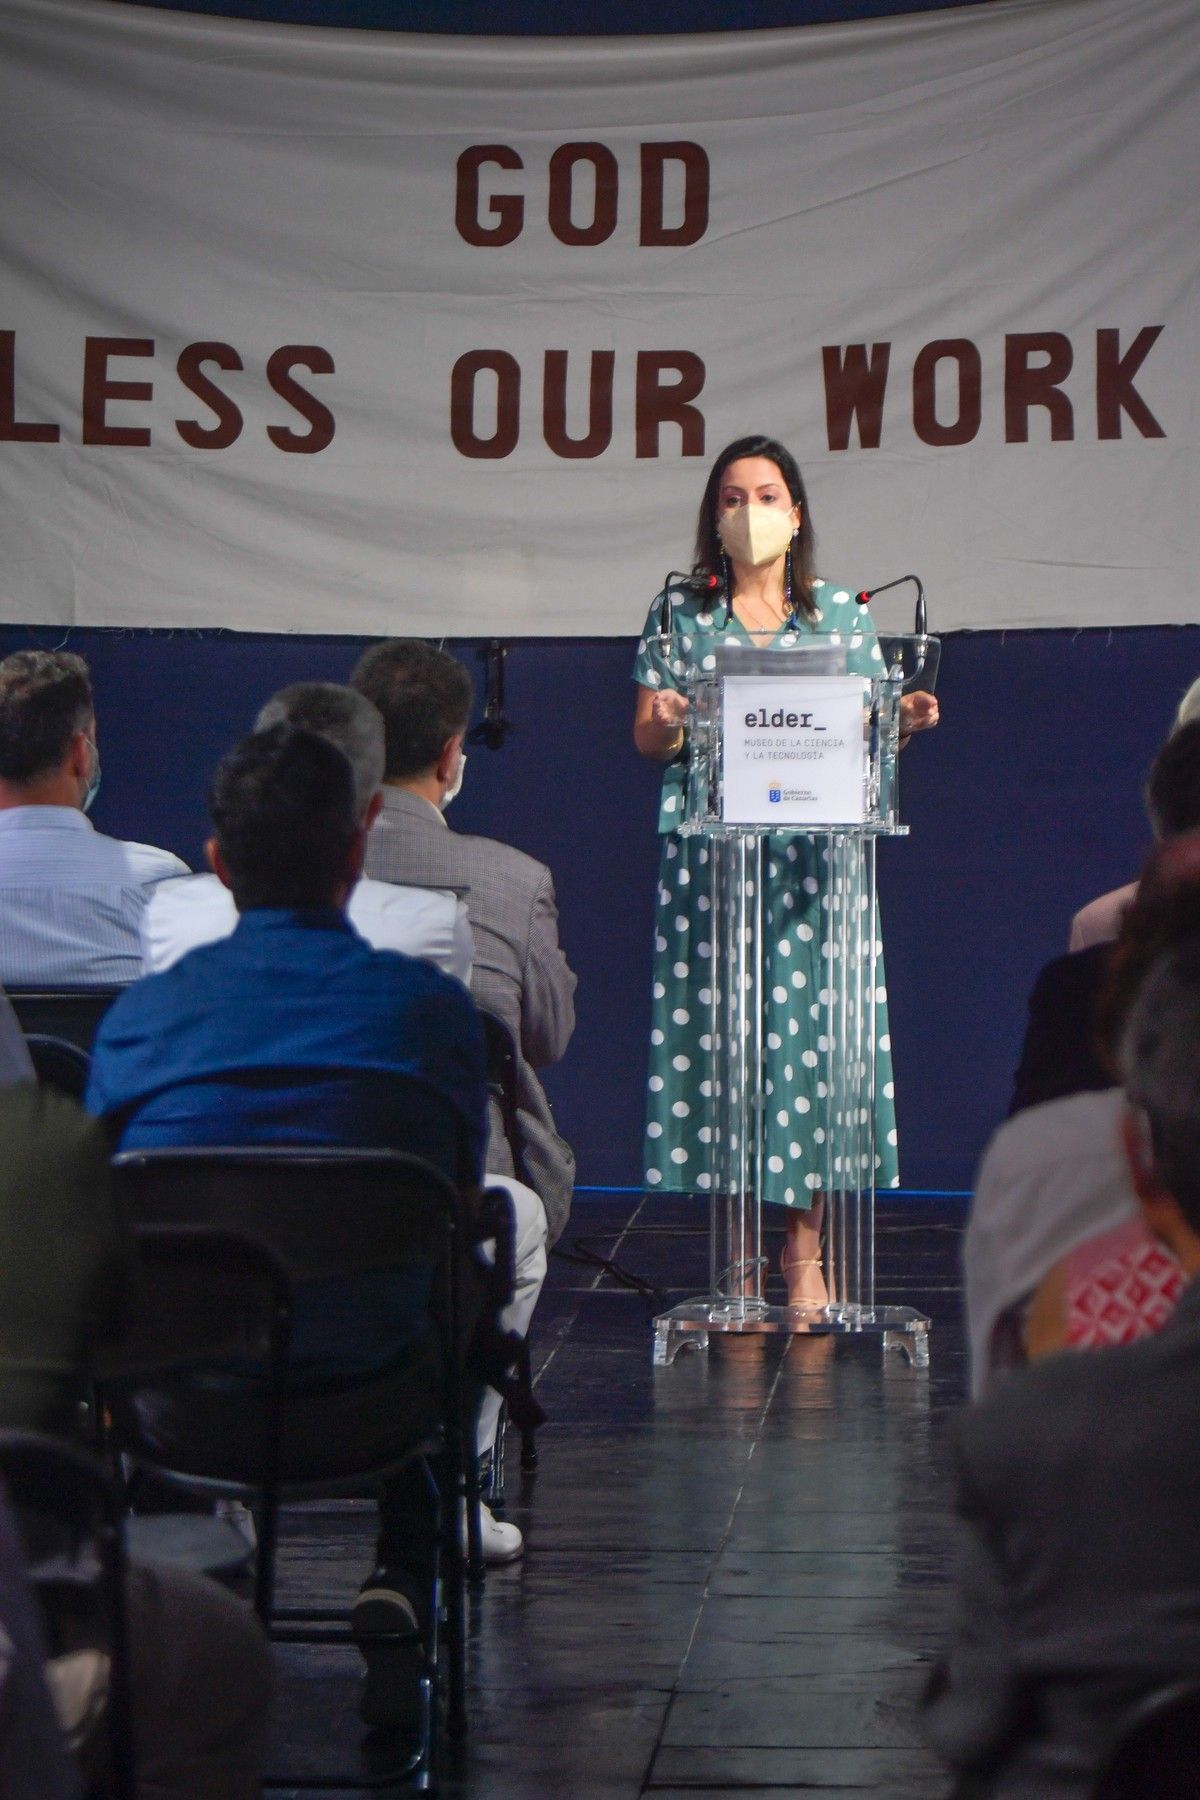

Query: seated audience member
<box><xmin>1016</xmin><ymin>722</ymin><xmax>1200</xmax><ymax>1113</ymax></box>
<box><xmin>926</xmin><ymin>935</ymin><xmax>1200</xmax><ymax>1799</ymax></box>
<box><xmin>88</xmin><ymin>726</ymin><xmax>514</xmax><ymax>1727</ymax></box>
<box><xmin>142</xmin><ymin>682</ymin><xmax>472</xmax><ymax>984</ymax></box>
<box><xmin>969</xmin><ymin>835</ymin><xmax>1200</xmax><ymax>1396</ymax></box>
<box><xmin>0</xmin><ymin>652</ymin><xmax>187</xmax><ymax>986</ymax></box>
<box><xmin>351</xmin><ymin>640</ymin><xmax>577</xmax><ymax>1249</ymax></box>
<box><xmin>1068</xmin><ymin>716</ymin><xmax>1200</xmax><ymax>953</ymax></box>
<box><xmin>137</xmin><ymin>688</ymin><xmax>542</xmax><ymax>1512</ymax></box>
<box><xmin>0</xmin><ymin>1080</ymin><xmax>272</xmax><ymax>1799</ymax></box>
<box><xmin>1022</xmin><ymin>1213</ymin><xmax>1183</xmax><ymax>1360</ymax></box>
<box><xmin>90</xmin><ymin>726</ymin><xmax>483</xmax><ymax>1168</ymax></box>
<box><xmin>966</xmin><ymin>1088</ymin><xmax>1136</xmax><ymax>1398</ymax></box>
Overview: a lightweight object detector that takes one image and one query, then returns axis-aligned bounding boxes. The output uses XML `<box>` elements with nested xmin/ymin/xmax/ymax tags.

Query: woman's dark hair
<box><xmin>692</xmin><ymin>435</ymin><xmax>817</xmax><ymax>621</ymax></box>
<box><xmin>1095</xmin><ymin>832</ymin><xmax>1200</xmax><ymax>1072</ymax></box>
<box><xmin>1147</xmin><ymin>720</ymin><xmax>1200</xmax><ymax>839</ymax></box>
<box><xmin>208</xmin><ymin>724</ymin><xmax>358</xmax><ymax>912</ymax></box>
<box><xmin>1120</xmin><ymin>935</ymin><xmax>1200</xmax><ymax>1225</ymax></box>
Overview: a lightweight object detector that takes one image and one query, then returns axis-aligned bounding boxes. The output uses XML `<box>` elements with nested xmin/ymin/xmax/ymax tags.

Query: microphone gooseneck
<box><xmin>659</xmin><ymin>570</ymin><xmax>721</xmax><ymax>640</ymax></box>
<box><xmin>855</xmin><ymin>574</ymin><xmax>927</xmax><ymax>638</ymax></box>
<box><xmin>662</xmin><ymin>570</ymin><xmax>719</xmax><ymax>596</ymax></box>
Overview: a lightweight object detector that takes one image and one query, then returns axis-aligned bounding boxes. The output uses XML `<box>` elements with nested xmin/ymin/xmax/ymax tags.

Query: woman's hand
<box><xmin>634</xmin><ymin>684</ymin><xmax>690</xmax><ymax>761</ymax></box>
<box><xmin>899</xmin><ymin>690</ymin><xmax>939</xmax><ymax>741</ymax></box>
<box><xmin>650</xmin><ymin>690</ymin><xmax>689</xmax><ymax>733</ymax></box>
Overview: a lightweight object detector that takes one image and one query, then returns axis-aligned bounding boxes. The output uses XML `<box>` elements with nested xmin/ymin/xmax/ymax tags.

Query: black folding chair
<box><xmin>24</xmin><ymin>1035</ymin><xmax>92</xmax><ymax>1101</ymax></box>
<box><xmin>479</xmin><ymin>1009</ymin><xmax>528</xmax><ymax>1185</ymax></box>
<box><xmin>98</xmin><ymin>1147</ymin><xmax>488</xmax><ymax>1792</ymax></box>
<box><xmin>0</xmin><ymin>1428</ymin><xmax>137</xmax><ymax>1800</ymax></box>
<box><xmin>6</xmin><ymin>987</ymin><xmax>123</xmax><ymax>1053</ymax></box>
<box><xmin>1092</xmin><ymin>1679</ymin><xmax>1200</xmax><ymax>1798</ymax></box>
<box><xmin>99</xmin><ymin>1221</ymin><xmax>296</xmax><ymax>1602</ymax></box>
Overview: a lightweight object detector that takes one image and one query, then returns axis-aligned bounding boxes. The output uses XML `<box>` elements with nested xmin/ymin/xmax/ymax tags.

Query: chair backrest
<box><xmin>7</xmin><ymin>988</ymin><xmax>123</xmax><ymax>1053</ymax></box>
<box><xmin>111</xmin><ymin>1146</ymin><xmax>461</xmax><ymax>1285</ymax></box>
<box><xmin>24</xmin><ymin>1034</ymin><xmax>92</xmax><ymax>1101</ymax></box>
<box><xmin>105</xmin><ymin>1150</ymin><xmax>471</xmax><ymax>1624</ymax></box>
<box><xmin>479</xmin><ymin>1008</ymin><xmax>530</xmax><ymax>1183</ymax></box>
<box><xmin>98</xmin><ymin>1220</ymin><xmax>298</xmax><ymax>1623</ymax></box>
<box><xmin>1093</xmin><ymin>1679</ymin><xmax>1200</xmax><ymax>1798</ymax></box>
<box><xmin>104</xmin><ymin>1222</ymin><xmax>293</xmax><ymax>1381</ymax></box>
<box><xmin>0</xmin><ymin>1428</ymin><xmax>136</xmax><ymax>1800</ymax></box>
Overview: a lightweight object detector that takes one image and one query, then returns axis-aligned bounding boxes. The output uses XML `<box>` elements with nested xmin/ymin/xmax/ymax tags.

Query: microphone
<box><xmin>468</xmin><ymin>640</ymin><xmax>510</xmax><ymax>749</ymax></box>
<box><xmin>856</xmin><ymin>574</ymin><xmax>927</xmax><ymax>637</ymax></box>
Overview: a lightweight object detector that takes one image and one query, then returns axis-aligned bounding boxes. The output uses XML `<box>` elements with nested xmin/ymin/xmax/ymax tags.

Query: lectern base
<box><xmin>651</xmin><ymin>1298</ymin><xmax>930</xmax><ymax>1368</ymax></box>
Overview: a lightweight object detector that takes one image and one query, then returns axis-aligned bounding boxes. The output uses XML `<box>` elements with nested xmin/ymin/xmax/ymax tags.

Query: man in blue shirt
<box><xmin>88</xmin><ymin>723</ymin><xmax>488</xmax><ymax>1735</ymax></box>
<box><xmin>0</xmin><ymin>649</ymin><xmax>187</xmax><ymax>984</ymax></box>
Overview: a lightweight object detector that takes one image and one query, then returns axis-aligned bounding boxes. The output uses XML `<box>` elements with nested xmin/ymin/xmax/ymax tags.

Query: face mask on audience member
<box><xmin>81</xmin><ymin>737</ymin><xmax>101</xmax><ymax>814</ymax></box>
<box><xmin>717</xmin><ymin>503</ymin><xmax>795</xmax><ymax>569</ymax></box>
<box><xmin>441</xmin><ymin>750</ymin><xmax>466</xmax><ymax>811</ymax></box>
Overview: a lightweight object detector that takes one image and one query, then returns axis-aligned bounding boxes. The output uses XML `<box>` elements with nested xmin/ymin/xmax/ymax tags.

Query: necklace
<box><xmin>734</xmin><ymin>594</ymin><xmax>785</xmax><ymax>634</ymax></box>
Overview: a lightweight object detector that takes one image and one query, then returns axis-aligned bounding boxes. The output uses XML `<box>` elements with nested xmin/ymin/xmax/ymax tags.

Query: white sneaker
<box><xmin>462</xmin><ymin>1498</ymin><xmax>523</xmax><ymax>1565</ymax></box>
<box><xmin>215</xmin><ymin>1498</ymin><xmax>257</xmax><ymax>1552</ymax></box>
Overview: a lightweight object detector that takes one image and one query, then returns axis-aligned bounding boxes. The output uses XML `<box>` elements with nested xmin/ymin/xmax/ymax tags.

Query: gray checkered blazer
<box><xmin>364</xmin><ymin>787</ymin><xmax>576</xmax><ymax>1243</ymax></box>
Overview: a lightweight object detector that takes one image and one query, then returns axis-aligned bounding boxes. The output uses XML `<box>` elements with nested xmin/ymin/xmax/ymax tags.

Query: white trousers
<box><xmin>475</xmin><ymin>1174</ymin><xmax>548</xmax><ymax>1458</ymax></box>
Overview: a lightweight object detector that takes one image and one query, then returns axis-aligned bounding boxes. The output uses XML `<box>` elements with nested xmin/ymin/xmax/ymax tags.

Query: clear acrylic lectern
<box><xmin>651</xmin><ymin>629</ymin><xmax>939</xmax><ymax>1367</ymax></box>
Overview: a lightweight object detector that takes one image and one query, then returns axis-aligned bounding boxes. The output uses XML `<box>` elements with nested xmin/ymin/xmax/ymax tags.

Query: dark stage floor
<box><xmin>268</xmin><ymin>1191</ymin><xmax>968</xmax><ymax>1797</ymax></box>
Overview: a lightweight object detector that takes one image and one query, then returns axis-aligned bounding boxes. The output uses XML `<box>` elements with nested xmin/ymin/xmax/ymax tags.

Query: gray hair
<box><xmin>254</xmin><ymin>683</ymin><xmax>384</xmax><ymax>820</ymax></box>
<box><xmin>1176</xmin><ymin>678</ymin><xmax>1200</xmax><ymax>733</ymax></box>
<box><xmin>1119</xmin><ymin>937</ymin><xmax>1200</xmax><ymax>1225</ymax></box>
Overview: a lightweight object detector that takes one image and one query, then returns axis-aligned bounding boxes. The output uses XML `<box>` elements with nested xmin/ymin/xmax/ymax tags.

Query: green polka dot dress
<box><xmin>633</xmin><ymin>579</ymin><xmax>901</xmax><ymax>1209</ymax></box>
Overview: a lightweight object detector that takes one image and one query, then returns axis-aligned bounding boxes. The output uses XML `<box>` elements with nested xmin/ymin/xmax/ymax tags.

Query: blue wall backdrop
<box><xmin>1</xmin><ymin>621</ymin><xmax>1194</xmax><ymax>1192</ymax></box>
<box><xmin>134</xmin><ymin>0</ymin><xmax>994</xmax><ymax>33</ymax></box>
<box><xmin>9</xmin><ymin>0</ymin><xmax>1186</xmax><ymax>1194</ymax></box>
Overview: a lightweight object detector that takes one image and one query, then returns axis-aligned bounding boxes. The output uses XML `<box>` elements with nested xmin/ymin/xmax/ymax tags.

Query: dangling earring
<box><xmin>784</xmin><ymin>538</ymin><xmax>795</xmax><ymax>625</ymax></box>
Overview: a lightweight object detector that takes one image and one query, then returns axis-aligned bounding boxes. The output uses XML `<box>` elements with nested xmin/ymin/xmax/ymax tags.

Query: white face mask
<box><xmin>441</xmin><ymin>749</ymin><xmax>466</xmax><ymax>810</ymax></box>
<box><xmin>717</xmin><ymin>503</ymin><xmax>796</xmax><ymax>569</ymax></box>
<box><xmin>81</xmin><ymin>736</ymin><xmax>102</xmax><ymax>814</ymax></box>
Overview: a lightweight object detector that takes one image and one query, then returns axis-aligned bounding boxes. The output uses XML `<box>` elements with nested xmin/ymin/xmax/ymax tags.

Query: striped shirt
<box><xmin>0</xmin><ymin>807</ymin><xmax>188</xmax><ymax>986</ymax></box>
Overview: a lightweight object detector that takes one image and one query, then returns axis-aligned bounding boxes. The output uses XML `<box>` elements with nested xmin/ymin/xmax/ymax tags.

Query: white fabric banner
<box><xmin>0</xmin><ymin>0</ymin><xmax>1197</xmax><ymax>636</ymax></box>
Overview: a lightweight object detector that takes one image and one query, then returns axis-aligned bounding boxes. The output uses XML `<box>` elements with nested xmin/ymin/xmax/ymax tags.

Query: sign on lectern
<box><xmin>720</xmin><ymin>675</ymin><xmax>866</xmax><ymax>827</ymax></box>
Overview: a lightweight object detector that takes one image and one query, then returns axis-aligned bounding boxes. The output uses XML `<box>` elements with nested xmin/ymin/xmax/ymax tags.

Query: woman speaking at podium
<box><xmin>632</xmin><ymin>434</ymin><xmax>938</xmax><ymax>1306</ymax></box>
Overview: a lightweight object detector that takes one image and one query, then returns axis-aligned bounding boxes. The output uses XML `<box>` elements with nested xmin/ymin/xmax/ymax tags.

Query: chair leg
<box><xmin>414</xmin><ymin>1670</ymin><xmax>435</xmax><ymax>1792</ymax></box>
<box><xmin>489</xmin><ymin>1404</ymin><xmax>508</xmax><ymax>1516</ymax></box>
<box><xmin>517</xmin><ymin>1337</ymin><xmax>540</xmax><ymax>1474</ymax></box>
<box><xmin>464</xmin><ymin>1450</ymin><xmax>485</xmax><ymax>1590</ymax></box>
<box><xmin>256</xmin><ymin>1357</ymin><xmax>288</xmax><ymax>1627</ymax></box>
<box><xmin>98</xmin><ymin>1490</ymin><xmax>138</xmax><ymax>1800</ymax></box>
<box><xmin>440</xmin><ymin>1455</ymin><xmax>468</xmax><ymax>1743</ymax></box>
<box><xmin>252</xmin><ymin>1482</ymin><xmax>281</xmax><ymax>1625</ymax></box>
